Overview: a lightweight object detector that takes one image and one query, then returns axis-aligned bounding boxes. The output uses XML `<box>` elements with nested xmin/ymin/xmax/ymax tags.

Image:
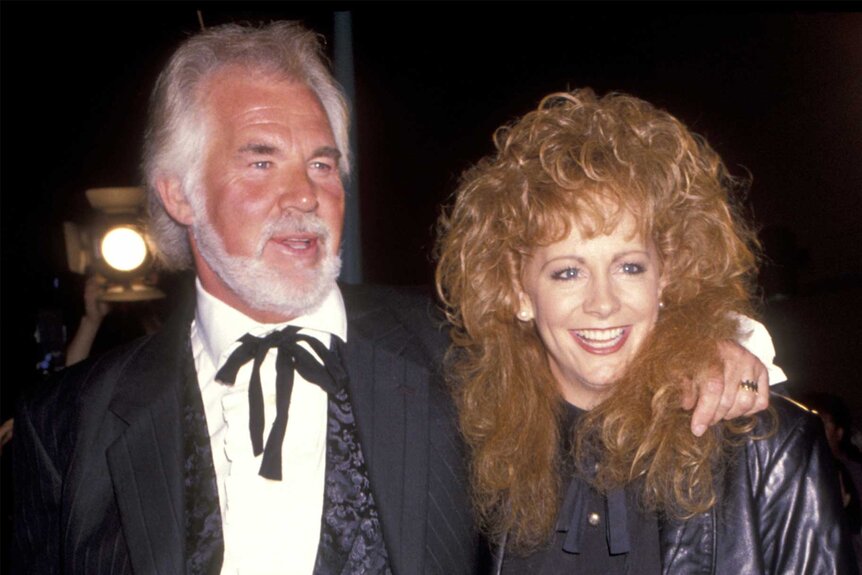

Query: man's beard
<box><xmin>192</xmin><ymin>213</ymin><xmax>341</xmax><ymax>319</ymax></box>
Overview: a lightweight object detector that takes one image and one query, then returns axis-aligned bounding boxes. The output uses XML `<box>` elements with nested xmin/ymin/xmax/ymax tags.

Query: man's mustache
<box><xmin>255</xmin><ymin>214</ymin><xmax>331</xmax><ymax>255</ymax></box>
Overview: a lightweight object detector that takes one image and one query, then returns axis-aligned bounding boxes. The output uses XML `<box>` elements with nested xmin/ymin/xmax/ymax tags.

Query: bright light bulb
<box><xmin>101</xmin><ymin>227</ymin><xmax>147</xmax><ymax>271</ymax></box>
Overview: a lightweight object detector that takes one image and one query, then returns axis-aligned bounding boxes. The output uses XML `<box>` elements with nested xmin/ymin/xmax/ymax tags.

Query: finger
<box><xmin>719</xmin><ymin>350</ymin><xmax>752</xmax><ymax>420</ymax></box>
<box><xmin>711</xmin><ymin>357</ymin><xmax>741</xmax><ymax>424</ymax></box>
<box><xmin>755</xmin><ymin>368</ymin><xmax>770</xmax><ymax>409</ymax></box>
<box><xmin>714</xmin><ymin>339</ymin><xmax>772</xmax><ymax>421</ymax></box>
<box><xmin>680</xmin><ymin>377</ymin><xmax>696</xmax><ymax>411</ymax></box>
<box><xmin>689</xmin><ymin>376</ymin><xmax>724</xmax><ymax>437</ymax></box>
<box><xmin>723</xmin><ymin>380</ymin><xmax>757</xmax><ymax>420</ymax></box>
<box><xmin>739</xmin><ymin>364</ymin><xmax>770</xmax><ymax>416</ymax></box>
<box><xmin>724</xmin><ymin>359</ymin><xmax>772</xmax><ymax>419</ymax></box>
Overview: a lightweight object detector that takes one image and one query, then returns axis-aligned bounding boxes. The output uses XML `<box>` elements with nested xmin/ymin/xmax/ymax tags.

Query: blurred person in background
<box><xmin>801</xmin><ymin>391</ymin><xmax>862</xmax><ymax>568</ymax></box>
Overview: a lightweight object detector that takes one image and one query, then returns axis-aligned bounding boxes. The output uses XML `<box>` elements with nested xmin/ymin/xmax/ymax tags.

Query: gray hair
<box><xmin>142</xmin><ymin>21</ymin><xmax>350</xmax><ymax>270</ymax></box>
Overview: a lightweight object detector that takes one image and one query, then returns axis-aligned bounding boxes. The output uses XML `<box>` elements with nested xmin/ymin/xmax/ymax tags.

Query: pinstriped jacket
<box><xmin>12</xmin><ymin>284</ymin><xmax>478</xmax><ymax>574</ymax></box>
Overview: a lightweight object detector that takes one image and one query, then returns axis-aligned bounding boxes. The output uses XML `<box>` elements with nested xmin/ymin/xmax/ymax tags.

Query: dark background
<box><xmin>1</xmin><ymin>2</ymin><xmax>861</xmax><ymax>542</ymax></box>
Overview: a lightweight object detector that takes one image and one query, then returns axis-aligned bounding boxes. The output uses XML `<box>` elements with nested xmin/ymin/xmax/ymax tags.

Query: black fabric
<box><xmin>495</xmin><ymin>395</ymin><xmax>859</xmax><ymax>575</ymax></box>
<box><xmin>11</xmin><ymin>316</ymin><xmax>190</xmax><ymax>574</ymax></box>
<box><xmin>313</xmin><ymin>358</ymin><xmax>391</xmax><ymax>574</ymax></box>
<box><xmin>660</xmin><ymin>395</ymin><xmax>859</xmax><ymax>574</ymax></box>
<box><xmin>11</xmin><ymin>284</ymin><xmax>479</xmax><ymax>574</ymax></box>
<box><xmin>501</xmin><ymin>403</ymin><xmax>661</xmax><ymax>575</ymax></box>
<box><xmin>338</xmin><ymin>284</ymin><xmax>479</xmax><ymax>575</ymax></box>
<box><xmin>182</xmin><ymin>339</ymin><xmax>224</xmax><ymax>575</ymax></box>
<box><xmin>215</xmin><ymin>326</ymin><xmax>344</xmax><ymax>480</ymax></box>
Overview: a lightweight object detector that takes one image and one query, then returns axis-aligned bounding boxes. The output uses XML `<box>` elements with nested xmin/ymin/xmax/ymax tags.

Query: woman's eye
<box><xmin>621</xmin><ymin>262</ymin><xmax>645</xmax><ymax>274</ymax></box>
<box><xmin>251</xmin><ymin>161</ymin><xmax>272</xmax><ymax>169</ymax></box>
<box><xmin>551</xmin><ymin>267</ymin><xmax>581</xmax><ymax>281</ymax></box>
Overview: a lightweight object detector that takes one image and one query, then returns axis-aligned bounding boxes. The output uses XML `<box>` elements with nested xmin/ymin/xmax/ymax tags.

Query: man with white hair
<box><xmin>11</xmin><ymin>20</ymin><xmax>775</xmax><ymax>575</ymax></box>
<box><xmin>13</xmin><ymin>22</ymin><xmax>476</xmax><ymax>575</ymax></box>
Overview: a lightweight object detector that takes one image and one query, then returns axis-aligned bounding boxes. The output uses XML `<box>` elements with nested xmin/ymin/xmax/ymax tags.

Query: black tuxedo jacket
<box><xmin>12</xmin><ymin>284</ymin><xmax>477</xmax><ymax>574</ymax></box>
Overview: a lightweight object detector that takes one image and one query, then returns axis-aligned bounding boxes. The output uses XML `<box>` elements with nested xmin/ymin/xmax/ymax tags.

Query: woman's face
<box><xmin>518</xmin><ymin>212</ymin><xmax>665</xmax><ymax>408</ymax></box>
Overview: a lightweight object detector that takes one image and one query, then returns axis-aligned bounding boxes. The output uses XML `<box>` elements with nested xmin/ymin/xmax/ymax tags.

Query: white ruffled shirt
<box><xmin>191</xmin><ymin>280</ymin><xmax>347</xmax><ymax>575</ymax></box>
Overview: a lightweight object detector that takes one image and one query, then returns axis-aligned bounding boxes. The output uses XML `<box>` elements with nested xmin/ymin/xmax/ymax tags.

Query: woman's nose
<box><xmin>583</xmin><ymin>276</ymin><xmax>621</xmax><ymax>318</ymax></box>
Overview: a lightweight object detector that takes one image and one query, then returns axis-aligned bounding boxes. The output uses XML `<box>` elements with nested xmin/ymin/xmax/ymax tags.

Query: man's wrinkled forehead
<box><xmin>197</xmin><ymin>66</ymin><xmax>340</xmax><ymax>159</ymax></box>
<box><xmin>196</xmin><ymin>64</ymin><xmax>303</xmax><ymax>108</ymax></box>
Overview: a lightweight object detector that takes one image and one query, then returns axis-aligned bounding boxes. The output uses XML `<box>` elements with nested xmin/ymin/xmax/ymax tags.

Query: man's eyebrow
<box><xmin>237</xmin><ymin>143</ymin><xmax>278</xmax><ymax>155</ymax></box>
<box><xmin>312</xmin><ymin>146</ymin><xmax>341</xmax><ymax>161</ymax></box>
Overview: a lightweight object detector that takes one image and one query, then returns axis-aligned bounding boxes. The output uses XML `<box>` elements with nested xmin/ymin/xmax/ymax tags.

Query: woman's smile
<box><xmin>571</xmin><ymin>326</ymin><xmax>630</xmax><ymax>355</ymax></box>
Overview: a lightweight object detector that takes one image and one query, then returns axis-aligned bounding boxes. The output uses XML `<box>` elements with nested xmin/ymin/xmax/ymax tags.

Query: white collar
<box><xmin>193</xmin><ymin>278</ymin><xmax>348</xmax><ymax>367</ymax></box>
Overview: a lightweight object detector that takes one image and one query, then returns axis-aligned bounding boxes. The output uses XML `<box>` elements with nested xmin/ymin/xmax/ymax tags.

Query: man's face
<box><xmin>188</xmin><ymin>68</ymin><xmax>345</xmax><ymax>322</ymax></box>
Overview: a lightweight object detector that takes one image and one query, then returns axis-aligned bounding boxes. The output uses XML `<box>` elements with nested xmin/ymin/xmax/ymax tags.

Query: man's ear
<box><xmin>156</xmin><ymin>177</ymin><xmax>195</xmax><ymax>225</ymax></box>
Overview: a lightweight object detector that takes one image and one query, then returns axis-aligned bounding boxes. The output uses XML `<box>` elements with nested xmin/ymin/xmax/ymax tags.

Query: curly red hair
<box><xmin>436</xmin><ymin>89</ymin><xmax>760</xmax><ymax>551</ymax></box>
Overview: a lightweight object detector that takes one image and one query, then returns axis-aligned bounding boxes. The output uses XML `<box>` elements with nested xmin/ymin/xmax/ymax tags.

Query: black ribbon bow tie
<box><xmin>557</xmin><ymin>459</ymin><xmax>631</xmax><ymax>555</ymax></box>
<box><xmin>214</xmin><ymin>325</ymin><xmax>346</xmax><ymax>481</ymax></box>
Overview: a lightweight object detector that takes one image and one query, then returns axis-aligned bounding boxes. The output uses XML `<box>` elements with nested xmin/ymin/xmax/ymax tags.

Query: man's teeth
<box><xmin>283</xmin><ymin>238</ymin><xmax>312</xmax><ymax>249</ymax></box>
<box><xmin>574</xmin><ymin>327</ymin><xmax>624</xmax><ymax>344</ymax></box>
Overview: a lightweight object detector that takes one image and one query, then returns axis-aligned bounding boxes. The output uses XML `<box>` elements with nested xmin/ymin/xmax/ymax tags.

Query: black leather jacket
<box><xmin>494</xmin><ymin>395</ymin><xmax>858</xmax><ymax>574</ymax></box>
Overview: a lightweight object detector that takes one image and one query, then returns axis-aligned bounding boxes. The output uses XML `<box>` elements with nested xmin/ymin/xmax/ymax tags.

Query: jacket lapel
<box><xmin>105</xmin><ymin>317</ymin><xmax>189</xmax><ymax>574</ymax></box>
<box><xmin>342</xmin><ymin>306</ymin><xmax>432</xmax><ymax>575</ymax></box>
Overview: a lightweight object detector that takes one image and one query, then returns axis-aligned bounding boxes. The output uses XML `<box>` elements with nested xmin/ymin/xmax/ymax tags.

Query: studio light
<box><xmin>101</xmin><ymin>226</ymin><xmax>148</xmax><ymax>272</ymax></box>
<box><xmin>64</xmin><ymin>187</ymin><xmax>164</xmax><ymax>302</ymax></box>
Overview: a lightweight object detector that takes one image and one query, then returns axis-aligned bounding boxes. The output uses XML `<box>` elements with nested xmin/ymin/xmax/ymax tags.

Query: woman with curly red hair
<box><xmin>436</xmin><ymin>89</ymin><xmax>855</xmax><ymax>573</ymax></box>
